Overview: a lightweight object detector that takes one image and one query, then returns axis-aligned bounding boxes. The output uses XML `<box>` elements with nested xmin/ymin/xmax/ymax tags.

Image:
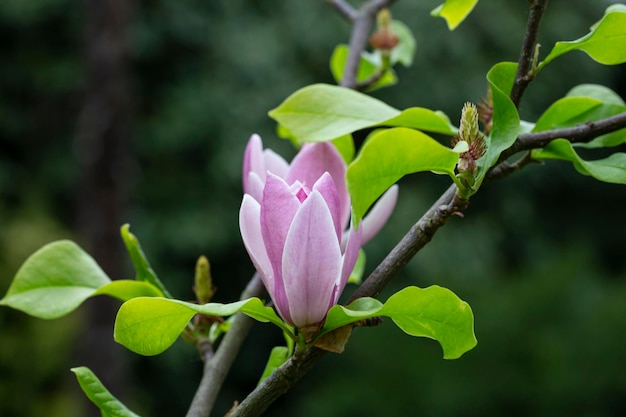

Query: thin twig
<box><xmin>340</xmin><ymin>0</ymin><xmax>396</xmax><ymax>89</ymax></box>
<box><xmin>185</xmin><ymin>274</ymin><xmax>265</xmax><ymax>417</ymax></box>
<box><xmin>326</xmin><ymin>0</ymin><xmax>357</xmax><ymax>21</ymax></box>
<box><xmin>348</xmin><ymin>186</ymin><xmax>464</xmax><ymax>301</ymax></box>
<box><xmin>509</xmin><ymin>0</ymin><xmax>548</xmax><ymax>108</ymax></box>
<box><xmin>499</xmin><ymin>111</ymin><xmax>626</xmax><ymax>163</ymax></box>
<box><xmin>487</xmin><ymin>151</ymin><xmax>536</xmax><ymax>180</ymax></box>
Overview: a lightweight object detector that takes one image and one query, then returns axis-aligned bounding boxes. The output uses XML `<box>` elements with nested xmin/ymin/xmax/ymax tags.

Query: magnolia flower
<box><xmin>242</xmin><ymin>134</ymin><xmax>398</xmax><ymax>245</ymax></box>
<box><xmin>240</xmin><ymin>172</ymin><xmax>361</xmax><ymax>328</ymax></box>
<box><xmin>239</xmin><ymin>134</ymin><xmax>398</xmax><ymax>329</ymax></box>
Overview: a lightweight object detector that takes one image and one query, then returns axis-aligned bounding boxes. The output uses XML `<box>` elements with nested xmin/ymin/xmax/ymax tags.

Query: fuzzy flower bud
<box><xmin>369</xmin><ymin>9</ymin><xmax>399</xmax><ymax>51</ymax></box>
<box><xmin>451</xmin><ymin>102</ymin><xmax>487</xmax><ymax>179</ymax></box>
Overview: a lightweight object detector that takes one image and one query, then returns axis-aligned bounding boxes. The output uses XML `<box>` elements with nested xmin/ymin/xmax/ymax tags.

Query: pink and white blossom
<box><xmin>239</xmin><ymin>134</ymin><xmax>398</xmax><ymax>328</ymax></box>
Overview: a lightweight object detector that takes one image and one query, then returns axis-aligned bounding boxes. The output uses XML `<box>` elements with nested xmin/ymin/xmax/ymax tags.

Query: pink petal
<box><xmin>243</xmin><ymin>134</ymin><xmax>263</xmax><ymax>194</ymax></box>
<box><xmin>246</xmin><ymin>172</ymin><xmax>265</xmax><ymax>202</ymax></box>
<box><xmin>311</xmin><ymin>172</ymin><xmax>342</xmax><ymax>242</ymax></box>
<box><xmin>361</xmin><ymin>185</ymin><xmax>398</xmax><ymax>245</ymax></box>
<box><xmin>282</xmin><ymin>191</ymin><xmax>343</xmax><ymax>328</ymax></box>
<box><xmin>286</xmin><ymin>143</ymin><xmax>350</xmax><ymax>230</ymax></box>
<box><xmin>239</xmin><ymin>195</ymin><xmax>274</xmax><ymax>298</ymax></box>
<box><xmin>263</xmin><ymin>149</ymin><xmax>289</xmax><ymax>179</ymax></box>
<box><xmin>261</xmin><ymin>173</ymin><xmax>301</xmax><ymax>313</ymax></box>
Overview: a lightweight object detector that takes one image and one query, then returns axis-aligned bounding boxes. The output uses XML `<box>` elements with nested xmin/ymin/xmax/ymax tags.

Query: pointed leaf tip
<box><xmin>431</xmin><ymin>0</ymin><xmax>479</xmax><ymax>30</ymax></box>
<box><xmin>71</xmin><ymin>367</ymin><xmax>141</xmax><ymax>417</ymax></box>
<box><xmin>0</xmin><ymin>240</ymin><xmax>110</xmax><ymax>319</ymax></box>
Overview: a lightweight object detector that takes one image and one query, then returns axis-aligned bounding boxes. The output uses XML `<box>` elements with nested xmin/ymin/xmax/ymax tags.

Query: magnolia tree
<box><xmin>3</xmin><ymin>1</ymin><xmax>626</xmax><ymax>416</ymax></box>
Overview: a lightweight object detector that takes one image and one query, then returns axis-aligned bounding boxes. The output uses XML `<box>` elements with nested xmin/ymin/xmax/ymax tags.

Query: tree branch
<box><xmin>509</xmin><ymin>0</ymin><xmax>548</xmax><ymax>108</ymax></box>
<box><xmin>185</xmin><ymin>274</ymin><xmax>265</xmax><ymax>417</ymax></box>
<box><xmin>326</xmin><ymin>0</ymin><xmax>357</xmax><ymax>21</ymax></box>
<box><xmin>498</xmin><ymin>110</ymin><xmax>626</xmax><ymax>163</ymax></box>
<box><xmin>348</xmin><ymin>186</ymin><xmax>465</xmax><ymax>301</ymax></box>
<box><xmin>339</xmin><ymin>0</ymin><xmax>396</xmax><ymax>89</ymax></box>
<box><xmin>227</xmin><ymin>106</ymin><xmax>626</xmax><ymax>415</ymax></box>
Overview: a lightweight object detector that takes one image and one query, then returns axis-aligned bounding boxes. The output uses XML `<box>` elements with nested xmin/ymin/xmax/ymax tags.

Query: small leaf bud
<box><xmin>194</xmin><ymin>255</ymin><xmax>214</xmax><ymax>304</ymax></box>
<box><xmin>369</xmin><ymin>9</ymin><xmax>399</xmax><ymax>51</ymax></box>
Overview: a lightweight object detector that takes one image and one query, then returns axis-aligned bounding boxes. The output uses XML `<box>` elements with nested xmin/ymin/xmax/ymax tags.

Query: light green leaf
<box><xmin>431</xmin><ymin>0</ymin><xmax>479</xmax><ymax>30</ymax></box>
<box><xmin>257</xmin><ymin>346</ymin><xmax>289</xmax><ymax>385</ymax></box>
<box><xmin>533</xmin><ymin>139</ymin><xmax>626</xmax><ymax>184</ymax></box>
<box><xmin>347</xmin><ymin>127</ymin><xmax>459</xmax><ymax>223</ymax></box>
<box><xmin>382</xmin><ymin>107</ymin><xmax>457</xmax><ymax>135</ymax></box>
<box><xmin>323</xmin><ymin>297</ymin><xmax>384</xmax><ymax>331</ymax></box>
<box><xmin>71</xmin><ymin>367</ymin><xmax>140</xmax><ymax>417</ymax></box>
<box><xmin>476</xmin><ymin>62</ymin><xmax>520</xmax><ymax>185</ymax></box>
<box><xmin>323</xmin><ymin>286</ymin><xmax>476</xmax><ymax>359</ymax></box>
<box><xmin>120</xmin><ymin>224</ymin><xmax>169</xmax><ymax>297</ymax></box>
<box><xmin>533</xmin><ymin>97</ymin><xmax>603</xmax><ymax>132</ymax></box>
<box><xmin>0</xmin><ymin>241</ymin><xmax>111</xmax><ymax>319</ymax></box>
<box><xmin>389</xmin><ymin>20</ymin><xmax>417</xmax><ymax>66</ymax></box>
<box><xmin>540</xmin><ymin>8</ymin><xmax>626</xmax><ymax>68</ymax></box>
<box><xmin>379</xmin><ymin>286</ymin><xmax>477</xmax><ymax>359</ymax></box>
<box><xmin>332</xmin><ymin>134</ymin><xmax>356</xmax><ymax>164</ymax></box>
<box><xmin>533</xmin><ymin>85</ymin><xmax>626</xmax><ymax>148</ymax></box>
<box><xmin>330</xmin><ymin>44</ymin><xmax>397</xmax><ymax>92</ymax></box>
<box><xmin>94</xmin><ymin>280</ymin><xmax>164</xmax><ymax>301</ymax></box>
<box><xmin>114</xmin><ymin>297</ymin><xmax>291</xmax><ymax>356</ymax></box>
<box><xmin>268</xmin><ymin>83</ymin><xmax>400</xmax><ymax>143</ymax></box>
<box><xmin>209</xmin><ymin>318</ymin><xmax>232</xmax><ymax>344</ymax></box>
<box><xmin>567</xmin><ymin>84</ymin><xmax>626</xmax><ymax>107</ymax></box>
<box><xmin>348</xmin><ymin>249</ymin><xmax>366</xmax><ymax>285</ymax></box>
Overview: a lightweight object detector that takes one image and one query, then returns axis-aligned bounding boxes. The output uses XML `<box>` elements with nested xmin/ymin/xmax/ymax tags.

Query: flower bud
<box><xmin>451</xmin><ymin>102</ymin><xmax>487</xmax><ymax>180</ymax></box>
<box><xmin>194</xmin><ymin>255</ymin><xmax>214</xmax><ymax>304</ymax></box>
<box><xmin>369</xmin><ymin>9</ymin><xmax>399</xmax><ymax>51</ymax></box>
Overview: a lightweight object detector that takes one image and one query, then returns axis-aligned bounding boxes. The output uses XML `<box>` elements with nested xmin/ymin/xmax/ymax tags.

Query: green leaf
<box><xmin>347</xmin><ymin>249</ymin><xmax>366</xmax><ymax>285</ymax></box>
<box><xmin>540</xmin><ymin>8</ymin><xmax>626</xmax><ymax>68</ymax></box>
<box><xmin>382</xmin><ymin>107</ymin><xmax>458</xmax><ymax>135</ymax></box>
<box><xmin>330</xmin><ymin>44</ymin><xmax>397</xmax><ymax>92</ymax></box>
<box><xmin>257</xmin><ymin>346</ymin><xmax>289</xmax><ymax>385</ymax></box>
<box><xmin>533</xmin><ymin>85</ymin><xmax>626</xmax><ymax>148</ymax></box>
<box><xmin>476</xmin><ymin>62</ymin><xmax>520</xmax><ymax>185</ymax></box>
<box><xmin>268</xmin><ymin>83</ymin><xmax>400</xmax><ymax>143</ymax></box>
<box><xmin>94</xmin><ymin>280</ymin><xmax>164</xmax><ymax>301</ymax></box>
<box><xmin>332</xmin><ymin>134</ymin><xmax>356</xmax><ymax>164</ymax></box>
<box><xmin>347</xmin><ymin>127</ymin><xmax>459</xmax><ymax>223</ymax></box>
<box><xmin>322</xmin><ymin>286</ymin><xmax>477</xmax><ymax>359</ymax></box>
<box><xmin>114</xmin><ymin>297</ymin><xmax>292</xmax><ymax>355</ymax></box>
<box><xmin>71</xmin><ymin>367</ymin><xmax>141</xmax><ymax>417</ymax></box>
<box><xmin>323</xmin><ymin>297</ymin><xmax>384</xmax><ymax>331</ymax></box>
<box><xmin>389</xmin><ymin>20</ymin><xmax>417</xmax><ymax>67</ymax></box>
<box><xmin>379</xmin><ymin>286</ymin><xmax>477</xmax><ymax>359</ymax></box>
<box><xmin>430</xmin><ymin>0</ymin><xmax>479</xmax><ymax>30</ymax></box>
<box><xmin>209</xmin><ymin>318</ymin><xmax>232</xmax><ymax>344</ymax></box>
<box><xmin>533</xmin><ymin>97</ymin><xmax>603</xmax><ymax>132</ymax></box>
<box><xmin>120</xmin><ymin>224</ymin><xmax>170</xmax><ymax>297</ymax></box>
<box><xmin>0</xmin><ymin>241</ymin><xmax>111</xmax><ymax>319</ymax></box>
<box><xmin>533</xmin><ymin>139</ymin><xmax>626</xmax><ymax>184</ymax></box>
<box><xmin>566</xmin><ymin>85</ymin><xmax>626</xmax><ymax>148</ymax></box>
<box><xmin>567</xmin><ymin>84</ymin><xmax>626</xmax><ymax>107</ymax></box>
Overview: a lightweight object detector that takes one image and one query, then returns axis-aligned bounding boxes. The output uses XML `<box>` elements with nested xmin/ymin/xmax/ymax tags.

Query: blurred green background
<box><xmin>1</xmin><ymin>1</ymin><xmax>626</xmax><ymax>416</ymax></box>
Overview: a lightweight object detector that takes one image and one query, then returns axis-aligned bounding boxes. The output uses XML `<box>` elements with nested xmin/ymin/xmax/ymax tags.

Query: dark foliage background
<box><xmin>1</xmin><ymin>1</ymin><xmax>625</xmax><ymax>416</ymax></box>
